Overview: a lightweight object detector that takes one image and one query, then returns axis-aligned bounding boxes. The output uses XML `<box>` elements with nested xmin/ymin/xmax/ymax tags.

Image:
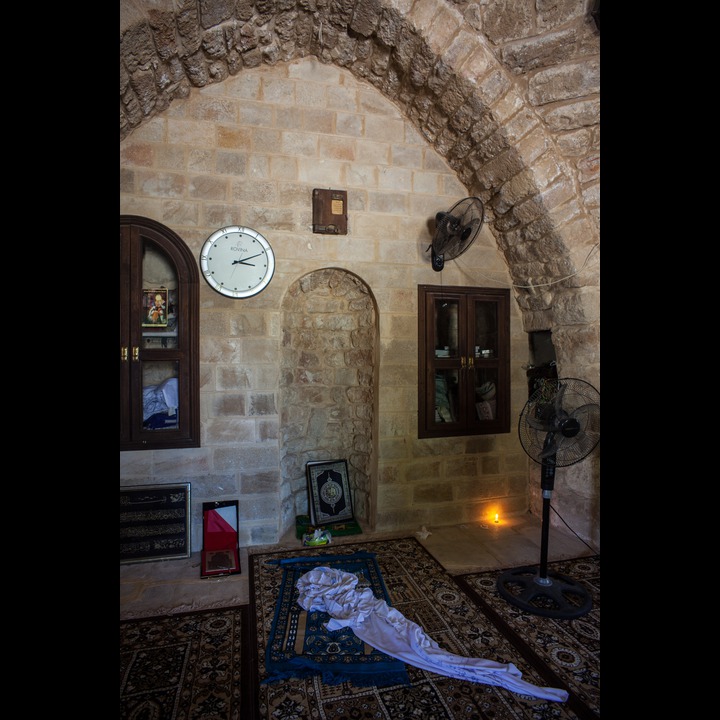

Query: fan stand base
<box><xmin>496</xmin><ymin>566</ymin><xmax>592</xmax><ymax>619</ymax></box>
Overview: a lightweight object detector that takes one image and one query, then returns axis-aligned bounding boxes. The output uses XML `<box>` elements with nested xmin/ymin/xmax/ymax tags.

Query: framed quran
<box><xmin>306</xmin><ymin>459</ymin><xmax>354</xmax><ymax>526</ymax></box>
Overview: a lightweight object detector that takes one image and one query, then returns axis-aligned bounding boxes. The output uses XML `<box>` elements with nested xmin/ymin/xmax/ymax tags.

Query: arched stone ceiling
<box><xmin>120</xmin><ymin>0</ymin><xmax>600</xmax><ymax>378</ymax></box>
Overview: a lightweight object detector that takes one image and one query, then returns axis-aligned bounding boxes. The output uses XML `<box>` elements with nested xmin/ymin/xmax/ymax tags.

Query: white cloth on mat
<box><xmin>296</xmin><ymin>566</ymin><xmax>569</xmax><ymax>703</ymax></box>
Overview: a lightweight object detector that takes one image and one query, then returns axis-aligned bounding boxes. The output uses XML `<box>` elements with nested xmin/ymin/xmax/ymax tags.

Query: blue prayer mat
<box><xmin>262</xmin><ymin>551</ymin><xmax>409</xmax><ymax>688</ymax></box>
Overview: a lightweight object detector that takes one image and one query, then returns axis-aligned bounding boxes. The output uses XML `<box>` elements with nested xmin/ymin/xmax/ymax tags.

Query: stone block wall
<box><xmin>120</xmin><ymin>57</ymin><xmax>532</xmax><ymax>551</ymax></box>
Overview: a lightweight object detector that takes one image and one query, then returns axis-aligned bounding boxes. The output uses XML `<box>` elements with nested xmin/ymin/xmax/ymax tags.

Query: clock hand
<box><xmin>232</xmin><ymin>253</ymin><xmax>264</xmax><ymax>266</ymax></box>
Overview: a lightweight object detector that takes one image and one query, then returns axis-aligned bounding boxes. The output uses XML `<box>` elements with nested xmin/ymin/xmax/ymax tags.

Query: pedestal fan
<box><xmin>496</xmin><ymin>377</ymin><xmax>600</xmax><ymax>619</ymax></box>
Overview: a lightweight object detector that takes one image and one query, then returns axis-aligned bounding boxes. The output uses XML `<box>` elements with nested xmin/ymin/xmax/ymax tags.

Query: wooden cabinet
<box><xmin>418</xmin><ymin>285</ymin><xmax>510</xmax><ymax>438</ymax></box>
<box><xmin>120</xmin><ymin>216</ymin><xmax>200</xmax><ymax>450</ymax></box>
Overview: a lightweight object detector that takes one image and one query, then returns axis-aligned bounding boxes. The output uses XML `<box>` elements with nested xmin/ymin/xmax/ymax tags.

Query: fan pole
<box><xmin>537</xmin><ymin>438</ymin><xmax>557</xmax><ymax>583</ymax></box>
<box><xmin>495</xmin><ymin>434</ymin><xmax>592</xmax><ymax>619</ymax></box>
<box><xmin>537</xmin><ymin>486</ymin><xmax>552</xmax><ymax>583</ymax></box>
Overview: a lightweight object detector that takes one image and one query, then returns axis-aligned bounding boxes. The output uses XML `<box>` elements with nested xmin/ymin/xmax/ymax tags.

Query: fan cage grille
<box><xmin>518</xmin><ymin>378</ymin><xmax>600</xmax><ymax>467</ymax></box>
<box><xmin>431</xmin><ymin>197</ymin><xmax>484</xmax><ymax>262</ymax></box>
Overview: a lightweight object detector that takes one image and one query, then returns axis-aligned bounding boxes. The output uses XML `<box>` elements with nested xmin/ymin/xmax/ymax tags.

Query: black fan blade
<box><xmin>541</xmin><ymin>404</ymin><xmax>600</xmax><ymax>462</ymax></box>
<box><xmin>540</xmin><ymin>437</ymin><xmax>559</xmax><ymax>459</ymax></box>
<box><xmin>441</xmin><ymin>218</ymin><xmax>481</xmax><ymax>258</ymax></box>
<box><xmin>460</xmin><ymin>218</ymin><xmax>481</xmax><ymax>242</ymax></box>
<box><xmin>527</xmin><ymin>415</ymin><xmax>555</xmax><ymax>432</ymax></box>
<box><xmin>568</xmin><ymin>430</ymin><xmax>599</xmax><ymax>458</ymax></box>
<box><xmin>545</xmin><ymin>431</ymin><xmax>596</xmax><ymax>464</ymax></box>
<box><xmin>432</xmin><ymin>216</ymin><xmax>461</xmax><ymax>252</ymax></box>
<box><xmin>570</xmin><ymin>402</ymin><xmax>600</xmax><ymax>425</ymax></box>
<box><xmin>435</xmin><ymin>211</ymin><xmax>461</xmax><ymax>229</ymax></box>
<box><xmin>526</xmin><ymin>398</ymin><xmax>558</xmax><ymax>432</ymax></box>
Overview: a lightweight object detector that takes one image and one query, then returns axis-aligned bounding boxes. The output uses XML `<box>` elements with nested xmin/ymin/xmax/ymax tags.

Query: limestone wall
<box><xmin>120</xmin><ymin>0</ymin><xmax>600</xmax><ymax>551</ymax></box>
<box><xmin>120</xmin><ymin>58</ymin><xmax>532</xmax><ymax>549</ymax></box>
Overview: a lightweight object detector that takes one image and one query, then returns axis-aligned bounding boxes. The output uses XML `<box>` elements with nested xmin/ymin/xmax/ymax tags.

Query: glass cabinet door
<box><xmin>431</xmin><ymin>297</ymin><xmax>461</xmax><ymax>426</ymax></box>
<box><xmin>137</xmin><ymin>241</ymin><xmax>181</xmax><ymax>433</ymax></box>
<box><xmin>141</xmin><ymin>242</ymin><xmax>178</xmax><ymax>350</ymax></box>
<box><xmin>471</xmin><ymin>299</ymin><xmax>499</xmax><ymax>424</ymax></box>
<box><xmin>433</xmin><ymin>368</ymin><xmax>460</xmax><ymax>423</ymax></box>
<box><xmin>472</xmin><ymin>300</ymin><xmax>498</xmax><ymax>361</ymax></box>
<box><xmin>121</xmin><ymin>216</ymin><xmax>199</xmax><ymax>451</ymax></box>
<box><xmin>433</xmin><ymin>298</ymin><xmax>459</xmax><ymax>358</ymax></box>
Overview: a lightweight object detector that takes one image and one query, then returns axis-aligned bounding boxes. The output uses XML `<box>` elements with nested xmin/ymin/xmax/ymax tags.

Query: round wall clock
<box><xmin>200</xmin><ymin>226</ymin><xmax>275</xmax><ymax>298</ymax></box>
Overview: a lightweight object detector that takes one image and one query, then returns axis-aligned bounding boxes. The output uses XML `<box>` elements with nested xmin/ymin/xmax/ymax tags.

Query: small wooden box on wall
<box><xmin>312</xmin><ymin>188</ymin><xmax>347</xmax><ymax>234</ymax></box>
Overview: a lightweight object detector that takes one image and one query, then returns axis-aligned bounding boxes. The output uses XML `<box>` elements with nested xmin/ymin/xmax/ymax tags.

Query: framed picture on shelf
<box><xmin>142</xmin><ymin>287</ymin><xmax>169</xmax><ymax>327</ymax></box>
<box><xmin>306</xmin><ymin>459</ymin><xmax>354</xmax><ymax>526</ymax></box>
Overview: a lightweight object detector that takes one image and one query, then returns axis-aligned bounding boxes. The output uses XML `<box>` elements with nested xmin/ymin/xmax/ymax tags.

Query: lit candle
<box><xmin>494</xmin><ymin>513</ymin><xmax>499</xmax><ymax>524</ymax></box>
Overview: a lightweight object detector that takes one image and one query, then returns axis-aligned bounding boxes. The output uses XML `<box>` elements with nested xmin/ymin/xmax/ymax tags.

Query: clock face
<box><xmin>200</xmin><ymin>226</ymin><xmax>275</xmax><ymax>298</ymax></box>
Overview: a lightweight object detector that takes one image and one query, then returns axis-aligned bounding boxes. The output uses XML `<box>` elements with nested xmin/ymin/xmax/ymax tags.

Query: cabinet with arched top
<box><xmin>120</xmin><ymin>216</ymin><xmax>200</xmax><ymax>450</ymax></box>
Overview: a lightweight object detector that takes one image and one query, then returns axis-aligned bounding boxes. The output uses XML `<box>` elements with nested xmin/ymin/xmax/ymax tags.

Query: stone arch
<box><xmin>279</xmin><ymin>268</ymin><xmax>378</xmax><ymax>530</ymax></box>
<box><xmin>120</xmin><ymin>0</ymin><xmax>600</xmax><ymax>386</ymax></box>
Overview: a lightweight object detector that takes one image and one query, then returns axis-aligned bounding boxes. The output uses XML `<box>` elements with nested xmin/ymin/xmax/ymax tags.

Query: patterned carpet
<box><xmin>120</xmin><ymin>605</ymin><xmax>252</xmax><ymax>720</ymax></box>
<box><xmin>250</xmin><ymin>538</ymin><xmax>600</xmax><ymax>720</ymax></box>
<box><xmin>119</xmin><ymin>540</ymin><xmax>599</xmax><ymax>720</ymax></box>
<box><xmin>457</xmin><ymin>555</ymin><xmax>600</xmax><ymax>717</ymax></box>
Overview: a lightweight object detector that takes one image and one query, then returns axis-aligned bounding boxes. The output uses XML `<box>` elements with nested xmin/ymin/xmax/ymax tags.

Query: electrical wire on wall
<box><xmin>450</xmin><ymin>242</ymin><xmax>600</xmax><ymax>290</ymax></box>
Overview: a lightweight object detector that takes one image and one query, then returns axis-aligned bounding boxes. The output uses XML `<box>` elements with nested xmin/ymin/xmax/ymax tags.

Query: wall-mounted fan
<box><xmin>429</xmin><ymin>197</ymin><xmax>484</xmax><ymax>271</ymax></box>
<box><xmin>497</xmin><ymin>377</ymin><xmax>600</xmax><ymax>619</ymax></box>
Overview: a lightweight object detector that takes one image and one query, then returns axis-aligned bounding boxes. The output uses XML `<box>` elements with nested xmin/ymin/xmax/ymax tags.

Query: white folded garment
<box><xmin>296</xmin><ymin>566</ymin><xmax>569</xmax><ymax>703</ymax></box>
